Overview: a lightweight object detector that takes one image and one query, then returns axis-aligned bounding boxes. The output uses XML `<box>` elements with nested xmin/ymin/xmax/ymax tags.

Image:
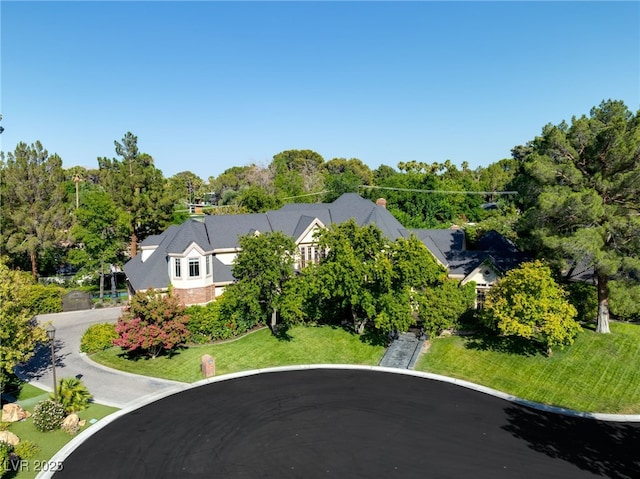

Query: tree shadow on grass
<box><xmin>503</xmin><ymin>404</ymin><xmax>640</xmax><ymax>478</ymax></box>
<box><xmin>463</xmin><ymin>328</ymin><xmax>544</xmax><ymax>356</ymax></box>
<box><xmin>116</xmin><ymin>345</ymin><xmax>185</xmax><ymax>361</ymax></box>
<box><xmin>358</xmin><ymin>328</ymin><xmax>388</xmax><ymax>347</ymax></box>
<box><xmin>272</xmin><ymin>323</ymin><xmax>293</xmax><ymax>342</ymax></box>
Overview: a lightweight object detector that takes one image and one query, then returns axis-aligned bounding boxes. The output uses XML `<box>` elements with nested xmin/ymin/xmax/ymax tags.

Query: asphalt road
<box><xmin>16</xmin><ymin>308</ymin><xmax>186</xmax><ymax>408</ymax></box>
<box><xmin>53</xmin><ymin>369</ymin><xmax>640</xmax><ymax>479</ymax></box>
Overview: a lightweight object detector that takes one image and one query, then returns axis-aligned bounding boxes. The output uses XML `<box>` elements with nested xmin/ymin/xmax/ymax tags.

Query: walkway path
<box><xmin>15</xmin><ymin>308</ymin><xmax>186</xmax><ymax>408</ymax></box>
<box><xmin>378</xmin><ymin>332</ymin><xmax>424</xmax><ymax>369</ymax></box>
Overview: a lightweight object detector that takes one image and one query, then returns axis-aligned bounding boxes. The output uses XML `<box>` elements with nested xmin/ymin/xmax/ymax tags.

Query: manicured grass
<box><xmin>91</xmin><ymin>325</ymin><xmax>386</xmax><ymax>383</ymax></box>
<box><xmin>415</xmin><ymin>321</ymin><xmax>640</xmax><ymax>414</ymax></box>
<box><xmin>5</xmin><ymin>384</ymin><xmax>119</xmax><ymax>479</ymax></box>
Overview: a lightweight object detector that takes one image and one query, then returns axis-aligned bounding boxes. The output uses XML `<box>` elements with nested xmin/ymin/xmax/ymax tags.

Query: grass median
<box><xmin>415</xmin><ymin>321</ymin><xmax>640</xmax><ymax>414</ymax></box>
<box><xmin>90</xmin><ymin>325</ymin><xmax>386</xmax><ymax>383</ymax></box>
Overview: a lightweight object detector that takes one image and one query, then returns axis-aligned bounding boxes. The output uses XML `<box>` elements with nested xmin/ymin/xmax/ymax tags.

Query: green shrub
<box><xmin>13</xmin><ymin>440</ymin><xmax>40</xmax><ymax>459</ymax></box>
<box><xmin>565</xmin><ymin>281</ymin><xmax>597</xmax><ymax>324</ymax></box>
<box><xmin>53</xmin><ymin>377</ymin><xmax>92</xmax><ymax>412</ymax></box>
<box><xmin>0</xmin><ymin>442</ymin><xmax>14</xmax><ymax>478</ymax></box>
<box><xmin>610</xmin><ymin>280</ymin><xmax>640</xmax><ymax>321</ymax></box>
<box><xmin>32</xmin><ymin>400</ymin><xmax>66</xmax><ymax>432</ymax></box>
<box><xmin>81</xmin><ymin>323</ymin><xmax>118</xmax><ymax>353</ymax></box>
<box><xmin>186</xmin><ymin>301</ymin><xmax>239</xmax><ymax>343</ymax></box>
<box><xmin>26</xmin><ymin>283</ymin><xmax>64</xmax><ymax>314</ymax></box>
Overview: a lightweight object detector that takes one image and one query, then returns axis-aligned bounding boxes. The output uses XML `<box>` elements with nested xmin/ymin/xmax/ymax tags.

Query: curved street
<box><xmin>16</xmin><ymin>308</ymin><xmax>186</xmax><ymax>408</ymax></box>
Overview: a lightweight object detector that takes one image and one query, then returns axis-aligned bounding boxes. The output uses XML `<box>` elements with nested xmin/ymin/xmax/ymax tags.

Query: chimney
<box><xmin>376</xmin><ymin>198</ymin><xmax>387</xmax><ymax>209</ymax></box>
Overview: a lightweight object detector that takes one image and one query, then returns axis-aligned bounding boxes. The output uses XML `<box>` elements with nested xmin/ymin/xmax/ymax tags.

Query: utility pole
<box><xmin>74</xmin><ymin>174</ymin><xmax>81</xmax><ymax>209</ymax></box>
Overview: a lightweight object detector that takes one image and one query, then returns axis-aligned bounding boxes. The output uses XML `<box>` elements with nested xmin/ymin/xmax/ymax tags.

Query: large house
<box><xmin>124</xmin><ymin>193</ymin><xmax>529</xmax><ymax>307</ymax></box>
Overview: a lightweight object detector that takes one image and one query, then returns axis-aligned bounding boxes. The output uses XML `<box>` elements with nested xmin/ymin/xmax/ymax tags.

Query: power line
<box><xmin>281</xmin><ymin>190</ymin><xmax>328</xmax><ymax>200</ymax></box>
<box><xmin>358</xmin><ymin>185</ymin><xmax>518</xmax><ymax>196</ymax></box>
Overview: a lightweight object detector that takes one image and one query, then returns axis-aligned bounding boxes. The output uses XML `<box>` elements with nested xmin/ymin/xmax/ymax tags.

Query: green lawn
<box><xmin>415</xmin><ymin>321</ymin><xmax>640</xmax><ymax>414</ymax></box>
<box><xmin>90</xmin><ymin>325</ymin><xmax>386</xmax><ymax>383</ymax></box>
<box><xmin>4</xmin><ymin>384</ymin><xmax>119</xmax><ymax>479</ymax></box>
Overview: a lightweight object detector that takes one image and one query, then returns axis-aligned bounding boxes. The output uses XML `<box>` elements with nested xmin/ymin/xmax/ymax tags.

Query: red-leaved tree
<box><xmin>114</xmin><ymin>290</ymin><xmax>190</xmax><ymax>358</ymax></box>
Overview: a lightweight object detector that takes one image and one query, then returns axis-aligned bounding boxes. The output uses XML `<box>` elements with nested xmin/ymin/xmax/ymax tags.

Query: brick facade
<box><xmin>173</xmin><ymin>284</ymin><xmax>216</xmax><ymax>305</ymax></box>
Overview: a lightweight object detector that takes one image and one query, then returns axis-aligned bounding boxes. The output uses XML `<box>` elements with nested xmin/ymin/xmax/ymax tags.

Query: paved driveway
<box><xmin>16</xmin><ymin>308</ymin><xmax>186</xmax><ymax>408</ymax></box>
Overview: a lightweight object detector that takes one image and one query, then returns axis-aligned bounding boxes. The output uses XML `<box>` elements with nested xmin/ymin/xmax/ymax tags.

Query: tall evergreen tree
<box><xmin>1</xmin><ymin>141</ymin><xmax>71</xmax><ymax>279</ymax></box>
<box><xmin>98</xmin><ymin>132</ymin><xmax>176</xmax><ymax>257</ymax></box>
<box><xmin>515</xmin><ymin>100</ymin><xmax>640</xmax><ymax>333</ymax></box>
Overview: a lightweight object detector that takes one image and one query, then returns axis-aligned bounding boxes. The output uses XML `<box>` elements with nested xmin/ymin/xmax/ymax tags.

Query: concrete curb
<box><xmin>38</xmin><ymin>364</ymin><xmax>640</xmax><ymax>479</ymax></box>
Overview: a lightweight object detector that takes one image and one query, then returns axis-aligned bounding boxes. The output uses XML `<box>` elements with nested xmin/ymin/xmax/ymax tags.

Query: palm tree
<box><xmin>52</xmin><ymin>377</ymin><xmax>93</xmax><ymax>412</ymax></box>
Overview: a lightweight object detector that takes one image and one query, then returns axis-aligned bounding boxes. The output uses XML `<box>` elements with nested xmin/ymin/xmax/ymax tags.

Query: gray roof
<box><xmin>124</xmin><ymin>195</ymin><xmax>528</xmax><ymax>292</ymax></box>
<box><xmin>125</xmin><ymin>194</ymin><xmax>407</xmax><ymax>292</ymax></box>
<box><xmin>124</xmin><ymin>225</ymin><xmax>180</xmax><ymax>291</ymax></box>
<box><xmin>409</xmin><ymin>228</ymin><xmax>529</xmax><ymax>277</ymax></box>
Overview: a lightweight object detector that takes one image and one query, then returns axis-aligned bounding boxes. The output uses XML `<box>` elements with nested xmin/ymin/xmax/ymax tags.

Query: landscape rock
<box><xmin>0</xmin><ymin>431</ymin><xmax>20</xmax><ymax>446</ymax></box>
<box><xmin>1</xmin><ymin>403</ymin><xmax>31</xmax><ymax>422</ymax></box>
<box><xmin>61</xmin><ymin>413</ymin><xmax>80</xmax><ymax>435</ymax></box>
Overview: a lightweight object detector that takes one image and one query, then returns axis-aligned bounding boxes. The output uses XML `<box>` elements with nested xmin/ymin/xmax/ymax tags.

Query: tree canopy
<box><xmin>483</xmin><ymin>260</ymin><xmax>581</xmax><ymax>354</ymax></box>
<box><xmin>0</xmin><ymin>258</ymin><xmax>48</xmax><ymax>394</ymax></box>
<box><xmin>1</xmin><ymin>141</ymin><xmax>70</xmax><ymax>280</ymax></box>
<box><xmin>98</xmin><ymin>132</ymin><xmax>177</xmax><ymax>256</ymax></box>
<box><xmin>69</xmin><ymin>188</ymin><xmax>131</xmax><ymax>298</ymax></box>
<box><xmin>515</xmin><ymin>100</ymin><xmax>640</xmax><ymax>333</ymax></box>
<box><xmin>230</xmin><ymin>231</ymin><xmax>298</xmax><ymax>331</ymax></box>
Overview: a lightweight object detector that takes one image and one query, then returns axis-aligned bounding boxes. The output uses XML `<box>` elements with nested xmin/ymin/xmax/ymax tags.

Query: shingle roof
<box><xmin>124</xmin><ymin>225</ymin><xmax>180</xmax><ymax>291</ymax></box>
<box><xmin>408</xmin><ymin>228</ymin><xmax>529</xmax><ymax>278</ymax></box>
<box><xmin>166</xmin><ymin>219</ymin><xmax>212</xmax><ymax>254</ymax></box>
<box><xmin>125</xmin><ymin>194</ymin><xmax>409</xmax><ymax>292</ymax></box>
<box><xmin>124</xmin><ymin>195</ymin><xmax>529</xmax><ymax>293</ymax></box>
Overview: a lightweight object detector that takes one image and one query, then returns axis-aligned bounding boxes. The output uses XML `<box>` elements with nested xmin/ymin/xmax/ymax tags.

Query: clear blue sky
<box><xmin>1</xmin><ymin>1</ymin><xmax>638</xmax><ymax>180</ymax></box>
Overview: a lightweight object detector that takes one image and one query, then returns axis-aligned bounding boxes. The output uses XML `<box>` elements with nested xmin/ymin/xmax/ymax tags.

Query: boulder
<box><xmin>1</xmin><ymin>403</ymin><xmax>31</xmax><ymax>422</ymax></box>
<box><xmin>61</xmin><ymin>413</ymin><xmax>80</xmax><ymax>435</ymax></box>
<box><xmin>0</xmin><ymin>431</ymin><xmax>20</xmax><ymax>446</ymax></box>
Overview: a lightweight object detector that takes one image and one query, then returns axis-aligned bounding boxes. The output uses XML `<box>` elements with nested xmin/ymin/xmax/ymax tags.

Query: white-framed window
<box><xmin>174</xmin><ymin>258</ymin><xmax>181</xmax><ymax>278</ymax></box>
<box><xmin>299</xmin><ymin>245</ymin><xmax>326</xmax><ymax>269</ymax></box>
<box><xmin>476</xmin><ymin>289</ymin><xmax>487</xmax><ymax>310</ymax></box>
<box><xmin>205</xmin><ymin>255</ymin><xmax>211</xmax><ymax>276</ymax></box>
<box><xmin>188</xmin><ymin>258</ymin><xmax>200</xmax><ymax>277</ymax></box>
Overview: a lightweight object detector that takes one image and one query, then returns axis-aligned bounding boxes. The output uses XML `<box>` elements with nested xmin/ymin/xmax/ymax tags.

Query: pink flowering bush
<box><xmin>114</xmin><ymin>290</ymin><xmax>190</xmax><ymax>358</ymax></box>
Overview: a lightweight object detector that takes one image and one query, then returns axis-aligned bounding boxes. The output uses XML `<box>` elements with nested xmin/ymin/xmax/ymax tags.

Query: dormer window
<box><xmin>189</xmin><ymin>258</ymin><xmax>200</xmax><ymax>277</ymax></box>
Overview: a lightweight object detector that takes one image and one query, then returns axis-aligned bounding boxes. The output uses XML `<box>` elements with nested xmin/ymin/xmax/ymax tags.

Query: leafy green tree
<box><xmin>309</xmin><ymin>222</ymin><xmax>441</xmax><ymax>334</ymax></box>
<box><xmin>477</xmin><ymin>158</ymin><xmax>517</xmax><ymax>202</ymax></box>
<box><xmin>114</xmin><ymin>290</ymin><xmax>190</xmax><ymax>358</ymax></box>
<box><xmin>270</xmin><ymin>149</ymin><xmax>325</xmax><ymax>200</ymax></box>
<box><xmin>0</xmin><ymin>258</ymin><xmax>47</xmax><ymax>399</ymax></box>
<box><xmin>230</xmin><ymin>231</ymin><xmax>298</xmax><ymax>332</ymax></box>
<box><xmin>69</xmin><ymin>189</ymin><xmax>131</xmax><ymax>299</ymax></box>
<box><xmin>323</xmin><ymin>157</ymin><xmax>373</xmax><ymax>202</ymax></box>
<box><xmin>237</xmin><ymin>185</ymin><xmax>282</xmax><ymax>213</ymax></box>
<box><xmin>415</xmin><ymin>280</ymin><xmax>476</xmax><ymax>337</ymax></box>
<box><xmin>1</xmin><ymin>141</ymin><xmax>71</xmax><ymax>279</ymax></box>
<box><xmin>167</xmin><ymin>171</ymin><xmax>205</xmax><ymax>204</ymax></box>
<box><xmin>515</xmin><ymin>100</ymin><xmax>640</xmax><ymax>333</ymax></box>
<box><xmin>311</xmin><ymin>220</ymin><xmax>385</xmax><ymax>333</ymax></box>
<box><xmin>482</xmin><ymin>260</ymin><xmax>581</xmax><ymax>355</ymax></box>
<box><xmin>98</xmin><ymin>132</ymin><xmax>177</xmax><ymax>257</ymax></box>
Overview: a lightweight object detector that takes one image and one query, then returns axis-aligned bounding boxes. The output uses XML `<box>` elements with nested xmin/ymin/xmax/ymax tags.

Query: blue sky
<box><xmin>1</xmin><ymin>1</ymin><xmax>638</xmax><ymax>180</ymax></box>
